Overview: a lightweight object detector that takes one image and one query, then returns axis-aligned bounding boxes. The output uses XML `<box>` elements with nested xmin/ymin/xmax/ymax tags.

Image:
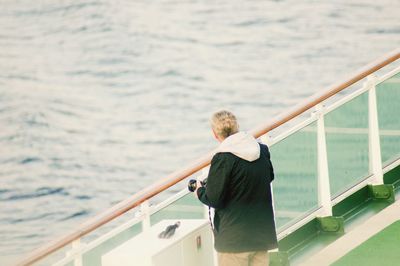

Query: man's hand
<box><xmin>194</xmin><ymin>180</ymin><xmax>203</xmax><ymax>198</ymax></box>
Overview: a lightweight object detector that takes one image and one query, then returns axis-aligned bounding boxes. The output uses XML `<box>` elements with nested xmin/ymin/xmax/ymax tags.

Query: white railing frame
<box><xmin>273</xmin><ymin>66</ymin><xmax>400</xmax><ymax>238</ymax></box>
<box><xmin>60</xmin><ymin>240</ymin><xmax>83</xmax><ymax>266</ymax></box>
<box><xmin>376</xmin><ymin>64</ymin><xmax>400</xmax><ymax>83</ymax></box>
<box><xmin>71</xmin><ymin>240</ymin><xmax>82</xmax><ymax>266</ymax></box>
<box><xmin>315</xmin><ymin>104</ymin><xmax>333</xmax><ymax>217</ymax></box>
<box><xmin>261</xmin><ymin>116</ymin><xmax>317</xmax><ymax>146</ymax></box>
<box><xmin>367</xmin><ymin>75</ymin><xmax>384</xmax><ymax>185</ymax></box>
<box><xmin>141</xmin><ymin>201</ymin><xmax>151</xmax><ymax>233</ymax></box>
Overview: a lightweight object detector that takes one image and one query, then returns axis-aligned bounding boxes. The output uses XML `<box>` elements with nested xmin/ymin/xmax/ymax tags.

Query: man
<box><xmin>196</xmin><ymin>110</ymin><xmax>277</xmax><ymax>266</ymax></box>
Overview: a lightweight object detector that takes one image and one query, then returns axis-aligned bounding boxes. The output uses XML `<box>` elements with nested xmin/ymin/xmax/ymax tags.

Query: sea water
<box><xmin>0</xmin><ymin>0</ymin><xmax>399</xmax><ymax>264</ymax></box>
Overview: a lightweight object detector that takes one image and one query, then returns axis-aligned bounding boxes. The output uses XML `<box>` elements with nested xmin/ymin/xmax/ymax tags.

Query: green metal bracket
<box><xmin>368</xmin><ymin>184</ymin><xmax>395</xmax><ymax>203</ymax></box>
<box><xmin>317</xmin><ymin>216</ymin><xmax>344</xmax><ymax>234</ymax></box>
<box><xmin>269</xmin><ymin>251</ymin><xmax>290</xmax><ymax>266</ymax></box>
<box><xmin>383</xmin><ymin>164</ymin><xmax>400</xmax><ymax>189</ymax></box>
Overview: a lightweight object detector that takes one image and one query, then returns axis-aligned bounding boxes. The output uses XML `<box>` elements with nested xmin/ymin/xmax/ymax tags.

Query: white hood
<box><xmin>217</xmin><ymin>132</ymin><xmax>260</xmax><ymax>162</ymax></box>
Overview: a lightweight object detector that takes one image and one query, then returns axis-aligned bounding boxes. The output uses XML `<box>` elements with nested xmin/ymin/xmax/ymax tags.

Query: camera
<box><xmin>188</xmin><ymin>179</ymin><xmax>207</xmax><ymax>192</ymax></box>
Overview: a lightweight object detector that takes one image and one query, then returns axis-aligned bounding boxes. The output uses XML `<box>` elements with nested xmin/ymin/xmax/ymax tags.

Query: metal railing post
<box><xmin>366</xmin><ymin>75</ymin><xmax>384</xmax><ymax>185</ymax></box>
<box><xmin>71</xmin><ymin>239</ymin><xmax>83</xmax><ymax>266</ymax></box>
<box><xmin>315</xmin><ymin>104</ymin><xmax>333</xmax><ymax>217</ymax></box>
<box><xmin>141</xmin><ymin>201</ymin><xmax>151</xmax><ymax>232</ymax></box>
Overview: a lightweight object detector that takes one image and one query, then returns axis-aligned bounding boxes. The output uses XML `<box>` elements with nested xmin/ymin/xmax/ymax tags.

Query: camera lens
<box><xmin>188</xmin><ymin>179</ymin><xmax>197</xmax><ymax>192</ymax></box>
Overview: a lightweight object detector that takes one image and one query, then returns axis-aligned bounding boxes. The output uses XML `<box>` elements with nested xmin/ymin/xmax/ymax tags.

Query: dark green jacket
<box><xmin>197</xmin><ymin>144</ymin><xmax>277</xmax><ymax>252</ymax></box>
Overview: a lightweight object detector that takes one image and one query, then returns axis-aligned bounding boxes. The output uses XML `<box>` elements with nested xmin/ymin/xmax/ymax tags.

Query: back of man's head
<box><xmin>210</xmin><ymin>110</ymin><xmax>239</xmax><ymax>140</ymax></box>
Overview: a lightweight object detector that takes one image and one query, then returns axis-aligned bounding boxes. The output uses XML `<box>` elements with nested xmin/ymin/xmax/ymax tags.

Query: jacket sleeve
<box><xmin>196</xmin><ymin>153</ymin><xmax>232</xmax><ymax>209</ymax></box>
<box><xmin>261</xmin><ymin>144</ymin><xmax>275</xmax><ymax>182</ymax></box>
<box><xmin>267</xmin><ymin>145</ymin><xmax>275</xmax><ymax>182</ymax></box>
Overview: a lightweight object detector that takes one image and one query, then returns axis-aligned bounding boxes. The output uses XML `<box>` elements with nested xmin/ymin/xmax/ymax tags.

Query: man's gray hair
<box><xmin>210</xmin><ymin>110</ymin><xmax>239</xmax><ymax>139</ymax></box>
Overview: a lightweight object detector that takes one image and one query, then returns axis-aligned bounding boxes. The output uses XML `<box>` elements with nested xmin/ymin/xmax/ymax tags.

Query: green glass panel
<box><xmin>376</xmin><ymin>72</ymin><xmax>400</xmax><ymax>166</ymax></box>
<box><xmin>82</xmin><ymin>222</ymin><xmax>142</xmax><ymax>266</ymax></box>
<box><xmin>270</xmin><ymin>122</ymin><xmax>319</xmax><ymax>230</ymax></box>
<box><xmin>150</xmin><ymin>192</ymin><xmax>205</xmax><ymax>226</ymax></box>
<box><xmin>325</xmin><ymin>92</ymin><xmax>369</xmax><ymax>197</ymax></box>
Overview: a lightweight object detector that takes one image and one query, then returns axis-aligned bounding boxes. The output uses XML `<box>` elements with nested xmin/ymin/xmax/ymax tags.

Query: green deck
<box><xmin>332</xmin><ymin>221</ymin><xmax>400</xmax><ymax>266</ymax></box>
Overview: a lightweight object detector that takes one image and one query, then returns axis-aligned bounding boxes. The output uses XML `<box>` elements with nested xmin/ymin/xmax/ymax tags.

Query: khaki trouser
<box><xmin>218</xmin><ymin>251</ymin><xmax>269</xmax><ymax>266</ymax></box>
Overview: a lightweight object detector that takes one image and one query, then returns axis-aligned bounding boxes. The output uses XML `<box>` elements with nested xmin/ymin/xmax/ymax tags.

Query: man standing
<box><xmin>196</xmin><ymin>110</ymin><xmax>277</xmax><ymax>266</ymax></box>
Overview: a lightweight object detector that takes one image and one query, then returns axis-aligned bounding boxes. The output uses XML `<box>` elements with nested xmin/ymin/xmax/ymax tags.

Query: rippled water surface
<box><xmin>1</xmin><ymin>0</ymin><xmax>399</xmax><ymax>264</ymax></box>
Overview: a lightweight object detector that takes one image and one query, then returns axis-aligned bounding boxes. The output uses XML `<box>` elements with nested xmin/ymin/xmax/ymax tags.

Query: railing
<box><xmin>16</xmin><ymin>48</ymin><xmax>400</xmax><ymax>266</ymax></box>
<box><xmin>266</xmin><ymin>66</ymin><xmax>400</xmax><ymax>236</ymax></box>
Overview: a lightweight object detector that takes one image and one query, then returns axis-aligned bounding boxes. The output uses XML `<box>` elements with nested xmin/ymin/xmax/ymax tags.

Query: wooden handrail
<box><xmin>16</xmin><ymin>48</ymin><xmax>400</xmax><ymax>266</ymax></box>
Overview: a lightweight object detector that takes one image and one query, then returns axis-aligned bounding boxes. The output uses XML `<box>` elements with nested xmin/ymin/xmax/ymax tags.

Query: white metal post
<box><xmin>141</xmin><ymin>200</ymin><xmax>151</xmax><ymax>232</ymax></box>
<box><xmin>315</xmin><ymin>104</ymin><xmax>333</xmax><ymax>217</ymax></box>
<box><xmin>72</xmin><ymin>239</ymin><xmax>83</xmax><ymax>266</ymax></box>
<box><xmin>366</xmin><ymin>75</ymin><xmax>384</xmax><ymax>185</ymax></box>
